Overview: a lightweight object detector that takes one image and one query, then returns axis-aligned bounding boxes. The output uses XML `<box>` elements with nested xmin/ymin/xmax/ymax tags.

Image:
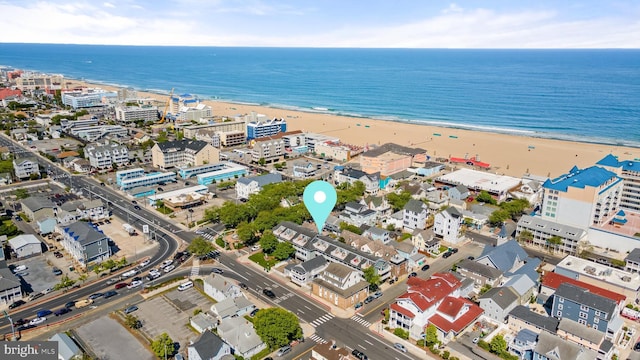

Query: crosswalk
<box><xmin>190</xmin><ymin>259</ymin><xmax>200</xmax><ymax>277</ymax></box>
<box><xmin>309</xmin><ymin>313</ymin><xmax>335</xmax><ymax>327</ymax></box>
<box><xmin>310</xmin><ymin>334</ymin><xmax>328</xmax><ymax>344</ymax></box>
<box><xmin>350</xmin><ymin>314</ymin><xmax>372</xmax><ymax>328</ymax></box>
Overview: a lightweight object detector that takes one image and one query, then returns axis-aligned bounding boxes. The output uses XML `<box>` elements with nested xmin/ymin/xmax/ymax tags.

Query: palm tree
<box><xmin>547</xmin><ymin>235</ymin><xmax>563</xmax><ymax>254</ymax></box>
<box><xmin>517</xmin><ymin>230</ymin><xmax>534</xmax><ymax>245</ymax></box>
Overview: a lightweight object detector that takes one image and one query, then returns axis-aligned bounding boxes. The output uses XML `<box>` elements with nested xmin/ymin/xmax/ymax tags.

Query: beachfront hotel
<box><xmin>246</xmin><ymin>118</ymin><xmax>287</xmax><ymax>140</ymax></box>
<box><xmin>115</xmin><ymin>104</ymin><xmax>159</xmax><ymax>123</ymax></box>
<box><xmin>596</xmin><ymin>154</ymin><xmax>640</xmax><ymax>213</ymax></box>
<box><xmin>14</xmin><ymin>72</ymin><xmax>64</xmax><ymax>92</ymax></box>
<box><xmin>61</xmin><ymin>88</ymin><xmax>118</xmax><ymax>108</ymax></box>
<box><xmin>360</xmin><ymin>143</ymin><xmax>426</xmax><ymax>177</ymax></box>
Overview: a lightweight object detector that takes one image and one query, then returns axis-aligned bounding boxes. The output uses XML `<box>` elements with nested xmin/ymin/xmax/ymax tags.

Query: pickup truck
<box><xmin>75</xmin><ymin>299</ymin><xmax>94</xmax><ymax>308</ymax></box>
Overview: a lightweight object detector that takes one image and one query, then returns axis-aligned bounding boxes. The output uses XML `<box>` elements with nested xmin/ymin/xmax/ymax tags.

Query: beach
<box><xmin>71</xmin><ymin>80</ymin><xmax>640</xmax><ymax>179</ymax></box>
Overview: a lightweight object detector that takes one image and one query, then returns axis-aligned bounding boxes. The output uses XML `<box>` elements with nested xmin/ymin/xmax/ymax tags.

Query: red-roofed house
<box><xmin>540</xmin><ymin>272</ymin><xmax>626</xmax><ymax>305</ymax></box>
<box><xmin>389</xmin><ymin>272</ymin><xmax>483</xmax><ymax>342</ymax></box>
<box><xmin>0</xmin><ymin>88</ymin><xmax>22</xmax><ymax>100</ymax></box>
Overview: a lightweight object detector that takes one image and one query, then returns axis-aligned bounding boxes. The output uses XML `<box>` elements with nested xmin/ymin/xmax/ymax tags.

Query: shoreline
<box><xmin>68</xmin><ymin>77</ymin><xmax>640</xmax><ymax>149</ymax></box>
<box><xmin>61</xmin><ymin>78</ymin><xmax>640</xmax><ymax>178</ymax></box>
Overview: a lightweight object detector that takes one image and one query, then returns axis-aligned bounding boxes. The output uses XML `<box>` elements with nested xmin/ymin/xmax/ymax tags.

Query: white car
<box><xmin>29</xmin><ymin>317</ymin><xmax>46</xmax><ymax>326</ymax></box>
<box><xmin>163</xmin><ymin>265</ymin><xmax>175</xmax><ymax>273</ymax></box>
<box><xmin>139</xmin><ymin>259</ymin><xmax>151</xmax><ymax>268</ymax></box>
<box><xmin>127</xmin><ymin>280</ymin><xmax>143</xmax><ymax>289</ymax></box>
<box><xmin>122</xmin><ymin>269</ymin><xmax>138</xmax><ymax>278</ymax></box>
<box><xmin>251</xmin><ymin>244</ymin><xmax>261</xmax><ymax>251</ymax></box>
<box><xmin>162</xmin><ymin>259</ymin><xmax>173</xmax><ymax>267</ymax></box>
<box><xmin>178</xmin><ymin>281</ymin><xmax>194</xmax><ymax>291</ymax></box>
<box><xmin>41</xmin><ymin>288</ymin><xmax>53</xmax><ymax>295</ymax></box>
<box><xmin>13</xmin><ymin>265</ymin><xmax>27</xmax><ymax>273</ymax></box>
<box><xmin>473</xmin><ymin>337</ymin><xmax>480</xmax><ymax>344</ymax></box>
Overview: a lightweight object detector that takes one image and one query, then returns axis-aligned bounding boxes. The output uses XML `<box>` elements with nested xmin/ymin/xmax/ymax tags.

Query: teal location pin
<box><xmin>303</xmin><ymin>180</ymin><xmax>337</xmax><ymax>234</ymax></box>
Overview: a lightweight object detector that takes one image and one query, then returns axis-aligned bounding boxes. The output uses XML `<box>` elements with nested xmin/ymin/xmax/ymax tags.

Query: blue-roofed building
<box><xmin>246</xmin><ymin>118</ymin><xmax>287</xmax><ymax>140</ymax></box>
<box><xmin>508</xmin><ymin>329</ymin><xmax>537</xmax><ymax>360</ymax></box>
<box><xmin>541</xmin><ymin>164</ymin><xmax>622</xmax><ymax>228</ymax></box>
<box><xmin>596</xmin><ymin>154</ymin><xmax>640</xmax><ymax>212</ymax></box>
<box><xmin>477</xmin><ymin>240</ymin><xmax>529</xmax><ymax>274</ymax></box>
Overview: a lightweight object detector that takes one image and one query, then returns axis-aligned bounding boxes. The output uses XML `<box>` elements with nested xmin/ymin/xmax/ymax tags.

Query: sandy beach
<box><xmin>70</xmin><ymin>80</ymin><xmax>640</xmax><ymax>179</ymax></box>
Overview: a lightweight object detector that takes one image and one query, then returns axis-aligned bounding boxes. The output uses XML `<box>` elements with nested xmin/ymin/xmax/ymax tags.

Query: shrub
<box><xmin>477</xmin><ymin>340</ymin><xmax>490</xmax><ymax>352</ymax></box>
<box><xmin>442</xmin><ymin>350</ymin><xmax>450</xmax><ymax>359</ymax></box>
<box><xmin>393</xmin><ymin>328</ymin><xmax>409</xmax><ymax>340</ymax></box>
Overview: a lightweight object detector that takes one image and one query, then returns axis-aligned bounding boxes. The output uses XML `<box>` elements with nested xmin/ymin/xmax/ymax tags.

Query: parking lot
<box><xmin>76</xmin><ymin>316</ymin><xmax>154</xmax><ymax>360</ymax></box>
<box><xmin>137</xmin><ymin>287</ymin><xmax>213</xmax><ymax>349</ymax></box>
<box><xmin>12</xmin><ymin>256</ymin><xmax>62</xmax><ymax>295</ymax></box>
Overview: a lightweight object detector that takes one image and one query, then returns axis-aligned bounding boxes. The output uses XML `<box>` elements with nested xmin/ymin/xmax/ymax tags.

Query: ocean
<box><xmin>1</xmin><ymin>44</ymin><xmax>639</xmax><ymax>147</ymax></box>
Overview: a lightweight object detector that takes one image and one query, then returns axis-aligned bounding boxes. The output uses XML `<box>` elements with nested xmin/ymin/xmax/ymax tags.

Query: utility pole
<box><xmin>4</xmin><ymin>310</ymin><xmax>16</xmax><ymax>340</ymax></box>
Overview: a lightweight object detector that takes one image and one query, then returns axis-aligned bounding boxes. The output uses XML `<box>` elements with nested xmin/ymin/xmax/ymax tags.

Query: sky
<box><xmin>1</xmin><ymin>0</ymin><xmax>640</xmax><ymax>48</ymax></box>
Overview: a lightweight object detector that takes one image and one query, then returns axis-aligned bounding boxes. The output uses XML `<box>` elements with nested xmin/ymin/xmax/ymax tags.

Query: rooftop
<box><xmin>541</xmin><ymin>272</ymin><xmax>626</xmax><ymax>304</ymax></box>
<box><xmin>596</xmin><ymin>154</ymin><xmax>640</xmax><ymax>172</ymax></box>
<box><xmin>543</xmin><ymin>165</ymin><xmax>619</xmax><ymax>192</ymax></box>
<box><xmin>480</xmin><ymin>287</ymin><xmax>519</xmax><ymax>309</ymax></box>
<box><xmin>555</xmin><ymin>283</ymin><xmax>617</xmax><ymax>319</ymax></box>
<box><xmin>508</xmin><ymin>305</ymin><xmax>559</xmax><ymax>333</ymax></box>
<box><xmin>361</xmin><ymin>143</ymin><xmax>424</xmax><ymax>158</ymax></box>
<box><xmin>437</xmin><ymin>168</ymin><xmax>521</xmax><ymax>194</ymax></box>
<box><xmin>556</xmin><ymin>255</ymin><xmax>640</xmax><ymax>291</ymax></box>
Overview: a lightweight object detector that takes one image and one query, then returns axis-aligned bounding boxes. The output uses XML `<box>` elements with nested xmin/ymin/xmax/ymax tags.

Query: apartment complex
<box><xmin>516</xmin><ymin>215</ymin><xmax>587</xmax><ymax>255</ymax></box>
<box><xmin>115</xmin><ymin>105</ymin><xmax>159</xmax><ymax>123</ymax></box>
<box><xmin>152</xmin><ymin>140</ymin><xmax>219</xmax><ymax>169</ymax></box>
<box><xmin>62</xmin><ymin>89</ymin><xmax>118</xmax><ymax>108</ymax></box>
<box><xmin>84</xmin><ymin>143</ymin><xmax>129</xmax><ymax>169</ymax></box>
<box><xmin>596</xmin><ymin>154</ymin><xmax>640</xmax><ymax>212</ymax></box>
<box><xmin>115</xmin><ymin>168</ymin><xmax>177</xmax><ymax>191</ymax></box>
<box><xmin>360</xmin><ymin>143</ymin><xmax>425</xmax><ymax>176</ymax></box>
<box><xmin>250</xmin><ymin>138</ymin><xmax>284</xmax><ymax>163</ymax></box>
<box><xmin>246</xmin><ymin>118</ymin><xmax>287</xmax><ymax>140</ymax></box>
<box><xmin>69</xmin><ymin>125</ymin><xmax>128</xmax><ymax>142</ymax></box>
<box><xmin>57</xmin><ymin>221</ymin><xmax>111</xmax><ymax>267</ymax></box>
<box><xmin>15</xmin><ymin>73</ymin><xmax>63</xmax><ymax>91</ymax></box>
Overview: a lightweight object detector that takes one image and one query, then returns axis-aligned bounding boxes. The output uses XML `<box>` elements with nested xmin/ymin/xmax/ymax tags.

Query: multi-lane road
<box><xmin>0</xmin><ymin>134</ymin><xmax>432</xmax><ymax>359</ymax></box>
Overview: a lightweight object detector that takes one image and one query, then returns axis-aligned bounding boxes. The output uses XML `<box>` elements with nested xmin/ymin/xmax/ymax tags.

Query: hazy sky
<box><xmin>2</xmin><ymin>0</ymin><xmax>639</xmax><ymax>48</ymax></box>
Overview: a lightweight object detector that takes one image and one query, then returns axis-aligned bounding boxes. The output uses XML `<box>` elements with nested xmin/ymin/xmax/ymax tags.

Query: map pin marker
<box><xmin>303</xmin><ymin>180</ymin><xmax>337</xmax><ymax>234</ymax></box>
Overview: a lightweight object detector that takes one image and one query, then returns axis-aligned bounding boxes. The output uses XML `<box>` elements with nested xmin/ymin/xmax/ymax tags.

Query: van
<box><xmin>75</xmin><ymin>299</ymin><xmax>94</xmax><ymax>308</ymax></box>
<box><xmin>178</xmin><ymin>281</ymin><xmax>194</xmax><ymax>291</ymax></box>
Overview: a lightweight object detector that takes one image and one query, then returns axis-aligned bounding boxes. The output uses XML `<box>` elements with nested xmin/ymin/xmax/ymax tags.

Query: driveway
<box><xmin>75</xmin><ymin>316</ymin><xmax>154</xmax><ymax>360</ymax></box>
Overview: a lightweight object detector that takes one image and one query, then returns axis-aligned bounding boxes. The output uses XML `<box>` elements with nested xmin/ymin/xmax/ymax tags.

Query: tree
<box><xmin>187</xmin><ymin>236</ymin><xmax>215</xmax><ymax>256</ymax></box>
<box><xmin>272</xmin><ymin>242</ymin><xmax>295</xmax><ymax>261</ymax></box>
<box><xmin>425</xmin><ymin>324</ymin><xmax>438</xmax><ymax>347</ymax></box>
<box><xmin>157</xmin><ymin>131</ymin><xmax>168</xmax><ymax>143</ymax></box>
<box><xmin>253</xmin><ymin>308</ymin><xmax>302</xmax><ymax>349</ymax></box>
<box><xmin>14</xmin><ymin>188</ymin><xmax>29</xmax><ymax>199</ymax></box>
<box><xmin>151</xmin><ymin>333</ymin><xmax>174</xmax><ymax>359</ymax></box>
<box><xmin>517</xmin><ymin>229</ymin><xmax>534</xmax><ymax>244</ymax></box>
<box><xmin>339</xmin><ymin>222</ymin><xmax>363</xmax><ymax>235</ymax></box>
<box><xmin>236</xmin><ymin>221</ymin><xmax>258</xmax><ymax>244</ymax></box>
<box><xmin>259</xmin><ymin>230</ymin><xmax>279</xmax><ymax>254</ymax></box>
<box><xmin>125</xmin><ymin>314</ymin><xmax>141</xmax><ymax>329</ymax></box>
<box><xmin>476</xmin><ymin>190</ymin><xmax>497</xmax><ymax>205</ymax></box>
<box><xmin>488</xmin><ymin>209</ymin><xmax>510</xmax><ymax>227</ymax></box>
<box><xmin>258</xmin><ymin>157</ymin><xmax>266</xmax><ymax>166</ymax></box>
<box><xmin>386</xmin><ymin>191</ymin><xmax>412</xmax><ymax>211</ymax></box>
<box><xmin>29</xmin><ymin>172</ymin><xmax>40</xmax><ymax>180</ymax></box>
<box><xmin>0</xmin><ymin>220</ymin><xmax>21</xmax><ymax>237</ymax></box>
<box><xmin>489</xmin><ymin>334</ymin><xmax>507</xmax><ymax>355</ymax></box>
<box><xmin>547</xmin><ymin>235</ymin><xmax>563</xmax><ymax>253</ymax></box>
<box><xmin>78</xmin><ymin>273</ymin><xmax>88</xmax><ymax>284</ymax></box>
<box><xmin>53</xmin><ymin>275</ymin><xmax>76</xmax><ymax>290</ymax></box>
<box><xmin>362</xmin><ymin>265</ymin><xmax>380</xmax><ymax>286</ymax></box>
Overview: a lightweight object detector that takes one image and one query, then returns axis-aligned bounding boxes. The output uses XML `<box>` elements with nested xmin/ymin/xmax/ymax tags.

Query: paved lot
<box><xmin>13</xmin><ymin>256</ymin><xmax>61</xmax><ymax>295</ymax></box>
<box><xmin>137</xmin><ymin>287</ymin><xmax>213</xmax><ymax>349</ymax></box>
<box><xmin>95</xmin><ymin>216</ymin><xmax>157</xmax><ymax>264</ymax></box>
<box><xmin>76</xmin><ymin>316</ymin><xmax>154</xmax><ymax>360</ymax></box>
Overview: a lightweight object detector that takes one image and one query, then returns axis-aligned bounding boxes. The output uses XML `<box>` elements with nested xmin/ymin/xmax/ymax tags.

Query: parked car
<box><xmin>351</xmin><ymin>349</ymin><xmax>368</xmax><ymax>360</ymax></box>
<box><xmin>467</xmin><ymin>256</ymin><xmax>475</xmax><ymax>260</ymax></box>
<box><xmin>161</xmin><ymin>259</ymin><xmax>173</xmax><ymax>267</ymax></box>
<box><xmin>364</xmin><ymin>296</ymin><xmax>375</xmax><ymax>304</ymax></box>
<box><xmin>163</xmin><ymin>265</ymin><xmax>175</xmax><ymax>273</ymax></box>
<box><xmin>13</xmin><ymin>265</ymin><xmax>27</xmax><ymax>273</ymax></box>
<box><xmin>124</xmin><ymin>305</ymin><xmax>138</xmax><ymax>314</ymax></box>
<box><xmin>262</xmin><ymin>289</ymin><xmax>276</xmax><ymax>299</ymax></box>
<box><xmin>393</xmin><ymin>343</ymin><xmax>407</xmax><ymax>353</ymax></box>
<box><xmin>54</xmin><ymin>307</ymin><xmax>71</xmax><ymax>316</ymax></box>
<box><xmin>373</xmin><ymin>291</ymin><xmax>383</xmax><ymax>299</ymax></box>
<box><xmin>408</xmin><ymin>272</ymin><xmax>417</xmax><ymax>278</ymax></box>
<box><xmin>52</xmin><ymin>267</ymin><xmax>63</xmax><ymax>275</ymax></box>
<box><xmin>53</xmin><ymin>251</ymin><xmax>63</xmax><ymax>258</ymax></box>
<box><xmin>8</xmin><ymin>300</ymin><xmax>26</xmax><ymax>309</ymax></box>
<box><xmin>250</xmin><ymin>308</ymin><xmax>260</xmax><ymax>317</ymax></box>
<box><xmin>238</xmin><ymin>283</ymin><xmax>248</xmax><ymax>290</ymax></box>
<box><xmin>355</xmin><ymin>302</ymin><xmax>363</xmax><ymax>309</ymax></box>
<box><xmin>211</xmin><ymin>268</ymin><xmax>224</xmax><ymax>274</ymax></box>
<box><xmin>276</xmin><ymin>345</ymin><xmax>291</xmax><ymax>357</ymax></box>
<box><xmin>450</xmin><ymin>248</ymin><xmax>459</xmax><ymax>253</ymax></box>
<box><xmin>139</xmin><ymin>259</ymin><xmax>151</xmax><ymax>268</ymax></box>
<box><xmin>473</xmin><ymin>337</ymin><xmax>480</xmax><ymax>344</ymax></box>
<box><xmin>421</xmin><ymin>264</ymin><xmax>431</xmax><ymax>271</ymax></box>
<box><xmin>178</xmin><ymin>281</ymin><xmax>194</xmax><ymax>291</ymax></box>
<box><xmin>442</xmin><ymin>251</ymin><xmax>453</xmax><ymax>258</ymax></box>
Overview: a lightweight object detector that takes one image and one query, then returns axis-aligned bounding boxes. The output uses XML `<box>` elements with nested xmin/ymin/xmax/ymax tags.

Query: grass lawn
<box><xmin>437</xmin><ymin>245</ymin><xmax>449</xmax><ymax>254</ymax></box>
<box><xmin>249</xmin><ymin>252</ymin><xmax>278</xmax><ymax>269</ymax></box>
<box><xmin>156</xmin><ymin>206</ymin><xmax>173</xmax><ymax>215</ymax></box>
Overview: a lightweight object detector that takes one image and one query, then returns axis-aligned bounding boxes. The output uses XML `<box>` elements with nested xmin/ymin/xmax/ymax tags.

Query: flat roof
<box><xmin>437</xmin><ymin>168</ymin><xmax>521</xmax><ymax>194</ymax></box>
<box><xmin>148</xmin><ymin>185</ymin><xmax>208</xmax><ymax>201</ymax></box>
<box><xmin>556</xmin><ymin>255</ymin><xmax>640</xmax><ymax>291</ymax></box>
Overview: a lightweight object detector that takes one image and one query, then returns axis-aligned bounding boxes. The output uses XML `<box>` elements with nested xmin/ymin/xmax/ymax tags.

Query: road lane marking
<box><xmin>364</xmin><ymin>339</ymin><xmax>373</xmax><ymax>346</ymax></box>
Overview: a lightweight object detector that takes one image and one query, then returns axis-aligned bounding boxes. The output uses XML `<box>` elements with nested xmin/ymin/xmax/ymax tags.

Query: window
<box><xmin>579</xmin><ymin>312</ymin><xmax>588</xmax><ymax>319</ymax></box>
<box><xmin>594</xmin><ymin>317</ymin><xmax>599</xmax><ymax>324</ymax></box>
<box><xmin>557</xmin><ymin>304</ymin><xmax>563</xmax><ymax>310</ymax></box>
<box><xmin>556</xmin><ymin>311</ymin><xmax>562</xmax><ymax>317</ymax></box>
<box><xmin>580</xmin><ymin>305</ymin><xmax>589</xmax><ymax>311</ymax></box>
<box><xmin>578</xmin><ymin>319</ymin><xmax>587</xmax><ymax>325</ymax></box>
<box><xmin>594</xmin><ymin>310</ymin><xmax>601</xmax><ymax>317</ymax></box>
<box><xmin>558</xmin><ymin>298</ymin><xmax>564</xmax><ymax>303</ymax></box>
<box><xmin>592</xmin><ymin>324</ymin><xmax>598</xmax><ymax>331</ymax></box>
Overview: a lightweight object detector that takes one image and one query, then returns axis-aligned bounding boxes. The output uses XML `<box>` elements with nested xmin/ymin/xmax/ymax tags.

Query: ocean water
<box><xmin>1</xmin><ymin>44</ymin><xmax>639</xmax><ymax>146</ymax></box>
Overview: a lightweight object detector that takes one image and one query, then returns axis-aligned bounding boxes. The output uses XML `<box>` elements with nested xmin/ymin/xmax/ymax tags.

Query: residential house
<box><xmin>292</xmin><ymin>161</ymin><xmax>317</xmax><ymax>179</ymax></box>
<box><xmin>13</xmin><ymin>156</ymin><xmax>39</xmax><ymax>179</ymax></box>
<box><xmin>334</xmin><ymin>168</ymin><xmax>380</xmax><ymax>195</ymax></box>
<box><xmin>433</xmin><ymin>207</ymin><xmax>463</xmax><ymax>243</ymax></box>
<box><xmin>84</xmin><ymin>142</ymin><xmax>130</xmax><ymax>169</ymax></box>
<box><xmin>509</xmin><ymin>179</ymin><xmax>543</xmax><ymax>204</ymax></box>
<box><xmin>556</xmin><ymin>318</ymin><xmax>610</xmax><ymax>356</ymax></box>
<box><xmin>411</xmin><ymin>161</ymin><xmax>445</xmax><ymax>177</ymax></box>
<box><xmin>284</xmin><ymin>256</ymin><xmax>329</xmax><ymax>286</ymax></box>
<box><xmin>0</xmin><ymin>172</ymin><xmax>12</xmax><ymax>186</ymax></box>
<box><xmin>312</xmin><ymin>262</ymin><xmax>370</xmax><ymax>309</ymax></box>
<box><xmin>187</xmin><ymin>330</ymin><xmax>232</xmax><ymax>360</ymax></box>
<box><xmin>8</xmin><ymin>234</ymin><xmax>42</xmax><ymax>258</ymax></box>
<box><xmin>412</xmin><ymin>229</ymin><xmax>439</xmax><ymax>254</ymax></box>
<box><xmin>235</xmin><ymin>173</ymin><xmax>282</xmax><ymax>200</ymax></box>
<box><xmin>217</xmin><ymin>317</ymin><xmax>267</xmax><ymax>359</ymax></box>
<box><xmin>502</xmin><ymin>274</ymin><xmax>536</xmax><ymax>305</ymax></box>
<box><xmin>323</xmin><ymin>215</ymin><xmax>341</xmax><ymax>234</ymax></box>
<box><xmin>0</xmin><ymin>266</ymin><xmax>23</xmax><ymax>306</ymax></box>
<box><xmin>203</xmin><ymin>274</ymin><xmax>243</xmax><ymax>302</ymax></box>
<box><xmin>55</xmin><ymin>201</ymin><xmax>82</xmax><ymax>225</ymax></box>
<box><xmin>21</xmin><ymin>196</ymin><xmax>54</xmax><ymax>222</ymax></box>
<box><xmin>68</xmin><ymin>158</ymin><xmax>92</xmax><ymax>173</ymax></box>
<box><xmin>210</xmin><ymin>296</ymin><xmax>256</xmax><ymax>319</ymax></box>
<box><xmin>77</xmin><ymin>199</ymin><xmax>108</xmax><ymax>221</ymax></box>
<box><xmin>532</xmin><ymin>331</ymin><xmax>597</xmax><ymax>360</ymax></box>
<box><xmin>49</xmin><ymin>333</ymin><xmax>82</xmax><ymax>360</ymax></box>
<box><xmin>479</xmin><ymin>287</ymin><xmax>520</xmax><ymax>322</ymax></box>
<box><xmin>539</xmin><ymin>272</ymin><xmax>626</xmax><ymax>308</ymax></box>
<box><xmin>551</xmin><ymin>283</ymin><xmax>622</xmax><ymax>341</ymax></box>
<box><xmin>448</xmin><ymin>185</ymin><xmax>470</xmax><ymax>201</ymax></box>
<box><xmin>508</xmin><ymin>329</ymin><xmax>538</xmax><ymax>360</ymax></box>
<box><xmin>397</xmin><ymin>182</ymin><xmax>426</xmax><ymax>200</ymax></box>
<box><xmin>339</xmin><ymin>202</ymin><xmax>377</xmax><ymax>227</ymax></box>
<box><xmin>391</xmin><ymin>240</ymin><xmax>426</xmax><ymax>270</ymax></box>
<box><xmin>507</xmin><ymin>305</ymin><xmax>559</xmax><ymax>336</ymax></box>
<box><xmin>403</xmin><ymin>199</ymin><xmax>428</xmax><ymax>230</ymax></box>
<box><xmin>36</xmin><ymin>217</ymin><xmax>57</xmax><ymax>235</ymax></box>
<box><xmin>455</xmin><ymin>259</ymin><xmax>503</xmax><ymax>288</ymax></box>
<box><xmin>133</xmin><ymin>132</ymin><xmax>151</xmax><ymax>144</ymax></box>
<box><xmin>476</xmin><ymin>240</ymin><xmax>530</xmax><ymax>275</ymax></box>
<box><xmin>152</xmin><ymin>139</ymin><xmax>220</xmax><ymax>169</ymax></box>
<box><xmin>363</xmin><ymin>226</ymin><xmax>391</xmax><ymax>244</ymax></box>
<box><xmin>57</xmin><ymin>221</ymin><xmax>111</xmax><ymax>267</ymax></box>
<box><xmin>625</xmin><ymin>248</ymin><xmax>640</xmax><ymax>273</ymax></box>
<box><xmin>360</xmin><ymin>196</ymin><xmax>392</xmax><ymax>219</ymax></box>
<box><xmin>190</xmin><ymin>312</ymin><xmax>217</xmax><ymax>334</ymax></box>
<box><xmin>389</xmin><ymin>273</ymin><xmax>483</xmax><ymax>342</ymax></box>
<box><xmin>384</xmin><ymin>211</ymin><xmax>404</xmax><ymax>230</ymax></box>
<box><xmin>424</xmin><ymin>190</ymin><xmax>450</xmax><ymax>213</ymax></box>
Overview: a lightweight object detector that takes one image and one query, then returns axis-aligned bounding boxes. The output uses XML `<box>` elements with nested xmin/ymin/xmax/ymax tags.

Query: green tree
<box><xmin>479</xmin><ymin>284</ymin><xmax>492</xmax><ymax>295</ymax></box>
<box><xmin>187</xmin><ymin>236</ymin><xmax>215</xmax><ymax>256</ymax></box>
<box><xmin>124</xmin><ymin>314</ymin><xmax>141</xmax><ymax>329</ymax></box>
<box><xmin>517</xmin><ymin>229</ymin><xmax>534</xmax><ymax>244</ymax></box>
<box><xmin>386</xmin><ymin>191</ymin><xmax>412</xmax><ymax>211</ymax></box>
<box><xmin>489</xmin><ymin>334</ymin><xmax>507</xmax><ymax>355</ymax></box>
<box><xmin>488</xmin><ymin>209</ymin><xmax>510</xmax><ymax>227</ymax></box>
<box><xmin>258</xmin><ymin>157</ymin><xmax>266</xmax><ymax>166</ymax></box>
<box><xmin>339</xmin><ymin>222</ymin><xmax>363</xmax><ymax>235</ymax></box>
<box><xmin>157</xmin><ymin>131</ymin><xmax>168</xmax><ymax>143</ymax></box>
<box><xmin>0</xmin><ymin>220</ymin><xmax>21</xmax><ymax>237</ymax></box>
<box><xmin>151</xmin><ymin>333</ymin><xmax>174</xmax><ymax>359</ymax></box>
<box><xmin>253</xmin><ymin>308</ymin><xmax>302</xmax><ymax>349</ymax></box>
<box><xmin>14</xmin><ymin>188</ymin><xmax>29</xmax><ymax>199</ymax></box>
<box><xmin>29</xmin><ymin>172</ymin><xmax>40</xmax><ymax>180</ymax></box>
<box><xmin>236</xmin><ymin>221</ymin><xmax>258</xmax><ymax>244</ymax></box>
<box><xmin>53</xmin><ymin>275</ymin><xmax>76</xmax><ymax>290</ymax></box>
<box><xmin>78</xmin><ymin>273</ymin><xmax>88</xmax><ymax>284</ymax></box>
<box><xmin>363</xmin><ymin>265</ymin><xmax>380</xmax><ymax>286</ymax></box>
<box><xmin>476</xmin><ymin>190</ymin><xmax>497</xmax><ymax>205</ymax></box>
<box><xmin>425</xmin><ymin>324</ymin><xmax>439</xmax><ymax>347</ymax></box>
<box><xmin>259</xmin><ymin>230</ymin><xmax>279</xmax><ymax>254</ymax></box>
<box><xmin>272</xmin><ymin>242</ymin><xmax>295</xmax><ymax>261</ymax></box>
<box><xmin>547</xmin><ymin>235</ymin><xmax>563</xmax><ymax>253</ymax></box>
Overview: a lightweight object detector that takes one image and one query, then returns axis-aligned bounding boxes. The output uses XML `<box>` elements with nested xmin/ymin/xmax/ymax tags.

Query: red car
<box><xmin>114</xmin><ymin>283</ymin><xmax>128</xmax><ymax>289</ymax></box>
